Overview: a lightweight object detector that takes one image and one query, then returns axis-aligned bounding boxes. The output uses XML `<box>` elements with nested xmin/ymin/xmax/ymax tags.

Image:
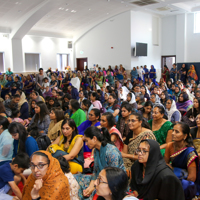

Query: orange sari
<box><xmin>22</xmin><ymin>151</ymin><xmax>70</xmax><ymax>200</ymax></box>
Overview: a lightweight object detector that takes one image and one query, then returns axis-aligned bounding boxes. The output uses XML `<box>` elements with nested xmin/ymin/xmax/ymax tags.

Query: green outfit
<box><xmin>5</xmin><ymin>71</ymin><xmax>13</xmax><ymax>75</ymax></box>
<box><xmin>71</xmin><ymin>108</ymin><xmax>86</xmax><ymax>127</ymax></box>
<box><xmin>96</xmin><ymin>76</ymin><xmax>103</xmax><ymax>87</ymax></box>
<box><xmin>106</xmin><ymin>74</ymin><xmax>114</xmax><ymax>86</ymax></box>
<box><xmin>148</xmin><ymin>119</ymin><xmax>173</xmax><ymax>156</ymax></box>
<box><xmin>0</xmin><ymin>76</ymin><xmax>7</xmax><ymax>87</ymax></box>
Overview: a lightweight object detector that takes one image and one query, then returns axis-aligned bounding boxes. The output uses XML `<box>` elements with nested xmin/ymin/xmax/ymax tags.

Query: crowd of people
<box><xmin>0</xmin><ymin>63</ymin><xmax>199</xmax><ymax>200</ymax></box>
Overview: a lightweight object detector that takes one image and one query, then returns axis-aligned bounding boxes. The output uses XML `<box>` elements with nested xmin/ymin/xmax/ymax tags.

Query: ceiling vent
<box><xmin>130</xmin><ymin>0</ymin><xmax>158</xmax><ymax>6</ymax></box>
<box><xmin>156</xmin><ymin>6</ymin><xmax>171</xmax><ymax>11</ymax></box>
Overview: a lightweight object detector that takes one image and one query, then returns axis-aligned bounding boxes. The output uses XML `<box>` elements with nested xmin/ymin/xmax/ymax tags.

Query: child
<box><xmin>57</xmin><ymin>156</ymin><xmax>79</xmax><ymax>200</ymax></box>
<box><xmin>0</xmin><ymin>153</ymin><xmax>30</xmax><ymax>200</ymax></box>
<box><xmin>11</xmin><ymin>108</ymin><xmax>24</xmax><ymax>125</ymax></box>
<box><xmin>41</xmin><ymin>77</ymin><xmax>49</xmax><ymax>93</ymax></box>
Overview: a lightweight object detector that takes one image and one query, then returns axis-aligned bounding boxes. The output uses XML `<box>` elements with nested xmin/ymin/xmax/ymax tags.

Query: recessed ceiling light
<box><xmin>107</xmin><ymin>13</ymin><xmax>109</xmax><ymax>14</ymax></box>
<box><xmin>66</xmin><ymin>9</ymin><xmax>69</xmax><ymax>11</ymax></box>
<box><xmin>89</xmin><ymin>8</ymin><xmax>91</xmax><ymax>11</ymax></box>
<box><xmin>15</xmin><ymin>2</ymin><xmax>19</xmax><ymax>4</ymax></box>
<box><xmin>59</xmin><ymin>7</ymin><xmax>64</xmax><ymax>10</ymax></box>
<box><xmin>71</xmin><ymin>10</ymin><xmax>76</xmax><ymax>13</ymax></box>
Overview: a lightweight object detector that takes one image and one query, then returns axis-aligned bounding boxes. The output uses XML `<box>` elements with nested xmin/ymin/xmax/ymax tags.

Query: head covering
<box><xmin>188</xmin><ymin>65</ymin><xmax>198</xmax><ymax>81</ymax></box>
<box><xmin>184</xmin><ymin>88</ymin><xmax>195</xmax><ymax>101</ymax></box>
<box><xmin>128</xmin><ymin>92</ymin><xmax>136</xmax><ymax>104</ymax></box>
<box><xmin>18</xmin><ymin>92</ymin><xmax>27</xmax><ymax>110</ymax></box>
<box><xmin>130</xmin><ymin>140</ymin><xmax>168</xmax><ymax>198</ymax></box>
<box><xmin>120</xmin><ymin>86</ymin><xmax>129</xmax><ymax>101</ymax></box>
<box><xmin>22</xmin><ymin>151</ymin><xmax>70</xmax><ymax>200</ymax></box>
<box><xmin>166</xmin><ymin>100</ymin><xmax>181</xmax><ymax>122</ymax></box>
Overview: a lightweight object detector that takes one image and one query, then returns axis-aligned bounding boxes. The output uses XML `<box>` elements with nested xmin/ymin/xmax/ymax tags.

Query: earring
<box><xmin>109</xmin><ymin>192</ymin><xmax>112</xmax><ymax>195</ymax></box>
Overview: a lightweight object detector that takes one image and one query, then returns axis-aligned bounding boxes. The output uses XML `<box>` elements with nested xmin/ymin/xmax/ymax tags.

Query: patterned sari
<box><xmin>171</xmin><ymin>147</ymin><xmax>199</xmax><ymax>198</ymax></box>
<box><xmin>123</xmin><ymin>130</ymin><xmax>156</xmax><ymax>170</ymax></box>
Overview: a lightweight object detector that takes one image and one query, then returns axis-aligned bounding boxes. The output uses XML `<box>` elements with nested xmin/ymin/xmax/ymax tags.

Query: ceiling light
<box><xmin>71</xmin><ymin>10</ymin><xmax>76</xmax><ymax>13</ymax></box>
<box><xmin>89</xmin><ymin>8</ymin><xmax>91</xmax><ymax>11</ymax></box>
<box><xmin>59</xmin><ymin>7</ymin><xmax>64</xmax><ymax>10</ymax></box>
<box><xmin>15</xmin><ymin>2</ymin><xmax>19</xmax><ymax>4</ymax></box>
<box><xmin>107</xmin><ymin>13</ymin><xmax>109</xmax><ymax>14</ymax></box>
<box><xmin>66</xmin><ymin>9</ymin><xmax>69</xmax><ymax>11</ymax></box>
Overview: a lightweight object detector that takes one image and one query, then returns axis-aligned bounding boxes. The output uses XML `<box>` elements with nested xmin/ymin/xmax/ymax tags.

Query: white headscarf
<box><xmin>184</xmin><ymin>88</ymin><xmax>194</xmax><ymax>101</ymax></box>
<box><xmin>119</xmin><ymin>86</ymin><xmax>130</xmax><ymax>101</ymax></box>
<box><xmin>166</xmin><ymin>100</ymin><xmax>181</xmax><ymax>122</ymax></box>
<box><xmin>128</xmin><ymin>92</ymin><xmax>136</xmax><ymax>104</ymax></box>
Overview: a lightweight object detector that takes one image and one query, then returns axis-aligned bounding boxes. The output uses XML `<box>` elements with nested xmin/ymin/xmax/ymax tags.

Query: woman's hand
<box><xmin>31</xmin><ymin>179</ymin><xmax>43</xmax><ymax>199</ymax></box>
<box><xmin>83</xmin><ymin>185</ymin><xmax>95</xmax><ymax>197</ymax></box>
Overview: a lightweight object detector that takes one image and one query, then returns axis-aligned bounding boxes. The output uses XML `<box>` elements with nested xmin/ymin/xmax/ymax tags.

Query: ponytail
<box><xmin>84</xmin><ymin>126</ymin><xmax>112</xmax><ymax>147</ymax></box>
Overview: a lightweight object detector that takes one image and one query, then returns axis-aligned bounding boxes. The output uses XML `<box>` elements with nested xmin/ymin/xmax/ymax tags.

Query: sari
<box><xmin>109</xmin><ymin>126</ymin><xmax>123</xmax><ymax>151</ymax></box>
<box><xmin>78</xmin><ymin>120</ymin><xmax>101</xmax><ymax>152</ymax></box>
<box><xmin>71</xmin><ymin>108</ymin><xmax>87</xmax><ymax>127</ymax></box>
<box><xmin>148</xmin><ymin>120</ymin><xmax>173</xmax><ymax>156</ymax></box>
<box><xmin>48</xmin><ymin>134</ymin><xmax>84</xmax><ymax>174</ymax></box>
<box><xmin>170</xmin><ymin>146</ymin><xmax>199</xmax><ymax>198</ymax></box>
<box><xmin>22</xmin><ymin>151</ymin><xmax>70</xmax><ymax>200</ymax></box>
<box><xmin>130</xmin><ymin>69</ymin><xmax>138</xmax><ymax>82</ymax></box>
<box><xmin>162</xmin><ymin>68</ymin><xmax>169</xmax><ymax>82</ymax></box>
<box><xmin>123</xmin><ymin>130</ymin><xmax>156</xmax><ymax>170</ymax></box>
<box><xmin>74</xmin><ymin>143</ymin><xmax>125</xmax><ymax>200</ymax></box>
<box><xmin>47</xmin><ymin>120</ymin><xmax>63</xmax><ymax>141</ymax></box>
<box><xmin>176</xmin><ymin>100</ymin><xmax>193</xmax><ymax>113</ymax></box>
<box><xmin>188</xmin><ymin>65</ymin><xmax>198</xmax><ymax>81</ymax></box>
<box><xmin>150</xmin><ymin>65</ymin><xmax>156</xmax><ymax>82</ymax></box>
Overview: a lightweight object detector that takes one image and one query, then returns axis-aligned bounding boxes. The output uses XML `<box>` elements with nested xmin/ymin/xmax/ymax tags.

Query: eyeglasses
<box><xmin>152</xmin><ymin>112</ymin><xmax>159</xmax><ymax>115</ymax></box>
<box><xmin>135</xmin><ymin>149</ymin><xmax>149</xmax><ymax>155</ymax></box>
<box><xmin>128</xmin><ymin>119</ymin><xmax>138</xmax><ymax>123</ymax></box>
<box><xmin>196</xmin><ymin>117</ymin><xmax>200</xmax><ymax>121</ymax></box>
<box><xmin>96</xmin><ymin>177</ymin><xmax>108</xmax><ymax>185</ymax></box>
<box><xmin>30</xmin><ymin>163</ymin><xmax>48</xmax><ymax>170</ymax></box>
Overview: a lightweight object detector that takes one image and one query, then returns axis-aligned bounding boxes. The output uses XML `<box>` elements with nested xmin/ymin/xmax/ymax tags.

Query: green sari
<box><xmin>71</xmin><ymin>108</ymin><xmax>86</xmax><ymax>127</ymax></box>
<box><xmin>148</xmin><ymin>119</ymin><xmax>173</xmax><ymax>156</ymax></box>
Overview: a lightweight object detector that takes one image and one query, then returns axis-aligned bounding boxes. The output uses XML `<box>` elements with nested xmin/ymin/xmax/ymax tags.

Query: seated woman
<box><xmin>191</xmin><ymin>114</ymin><xmax>200</xmax><ymax>159</ymax></box>
<box><xmin>81</xmin><ymin>99</ymin><xmax>94</xmax><ymax>120</ymax></box>
<box><xmin>182</xmin><ymin>97</ymin><xmax>200</xmax><ymax>127</ymax></box>
<box><xmin>23</xmin><ymin>75</ymin><xmax>33</xmax><ymax>96</ymax></box>
<box><xmin>57</xmin><ymin>156</ymin><xmax>80</xmax><ymax>200</ymax></box>
<box><xmin>160</xmin><ymin>90</ymin><xmax>169</xmax><ymax>108</ymax></box>
<box><xmin>8</xmin><ymin>122</ymin><xmax>39</xmax><ymax>158</ymax></box>
<box><xmin>15</xmin><ymin>90</ymin><xmax>29</xmax><ymax>120</ymax></box>
<box><xmin>47</xmin><ymin>97</ymin><xmax>60</xmax><ymax>111</ymax></box>
<box><xmin>173</xmin><ymin>86</ymin><xmax>181</xmax><ymax>102</ymax></box>
<box><xmin>126</xmin><ymin>92</ymin><xmax>137</xmax><ymax>110</ymax></box>
<box><xmin>74</xmin><ymin>126</ymin><xmax>125</xmax><ymax>199</ymax></box>
<box><xmin>150</xmin><ymin>93</ymin><xmax>161</xmax><ymax>106</ymax></box>
<box><xmin>165</xmin><ymin>123</ymin><xmax>199</xmax><ymax>199</ymax></box>
<box><xmin>138</xmin><ymin>101</ymin><xmax>153</xmax><ymax>121</ymax></box>
<box><xmin>130</xmin><ymin>139</ymin><xmax>185</xmax><ymax>200</ymax></box>
<box><xmin>90</xmin><ymin>92</ymin><xmax>102</xmax><ymax>110</ymax></box>
<box><xmin>106</xmin><ymin>94</ymin><xmax>120</xmax><ymax>120</ymax></box>
<box><xmin>0</xmin><ymin>116</ymin><xmax>13</xmax><ymax>164</ymax></box>
<box><xmin>117</xmin><ymin>103</ymin><xmax>132</xmax><ymax>141</ymax></box>
<box><xmin>22</xmin><ymin>151</ymin><xmax>70</xmax><ymax>200</ymax></box>
<box><xmin>176</xmin><ymin>92</ymin><xmax>193</xmax><ymax>115</ymax></box>
<box><xmin>166</xmin><ymin>99</ymin><xmax>181</xmax><ymax>123</ymax></box>
<box><xmin>47</xmin><ymin>107</ymin><xmax>65</xmax><ymax>141</ymax></box>
<box><xmin>95</xmin><ymin>167</ymin><xmax>129</xmax><ymax>200</ymax></box>
<box><xmin>101</xmin><ymin>112</ymin><xmax>123</xmax><ymax>151</ymax></box>
<box><xmin>122</xmin><ymin>113</ymin><xmax>156</xmax><ymax>171</ymax></box>
<box><xmin>136</xmin><ymin>94</ymin><xmax>145</xmax><ymax>110</ymax></box>
<box><xmin>102</xmin><ymin>93</ymin><xmax>109</xmax><ymax>108</ymax></box>
<box><xmin>29</xmin><ymin>101</ymin><xmax>50</xmax><ymax>135</ymax></box>
<box><xmin>1</xmin><ymin>76</ymin><xmax>13</xmax><ymax>99</ymax></box>
<box><xmin>148</xmin><ymin>105</ymin><xmax>173</xmax><ymax>156</ymax></box>
<box><xmin>69</xmin><ymin>99</ymin><xmax>86</xmax><ymax>127</ymax></box>
<box><xmin>140</xmin><ymin>85</ymin><xmax>150</xmax><ymax>101</ymax></box>
<box><xmin>78</xmin><ymin>108</ymin><xmax>101</xmax><ymax>152</ymax></box>
<box><xmin>48</xmin><ymin>118</ymin><xmax>84</xmax><ymax>174</ymax></box>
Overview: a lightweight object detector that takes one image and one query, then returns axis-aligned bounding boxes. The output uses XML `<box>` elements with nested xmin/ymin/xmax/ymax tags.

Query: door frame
<box><xmin>76</xmin><ymin>57</ymin><xmax>88</xmax><ymax>71</ymax></box>
<box><xmin>161</xmin><ymin>55</ymin><xmax>176</xmax><ymax>73</ymax></box>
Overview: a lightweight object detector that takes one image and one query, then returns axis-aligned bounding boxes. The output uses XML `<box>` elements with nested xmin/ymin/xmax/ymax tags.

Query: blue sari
<box><xmin>150</xmin><ymin>65</ymin><xmax>156</xmax><ymax>83</ymax></box>
<box><xmin>78</xmin><ymin>120</ymin><xmax>101</xmax><ymax>152</ymax></box>
<box><xmin>130</xmin><ymin>69</ymin><xmax>138</xmax><ymax>82</ymax></box>
<box><xmin>171</xmin><ymin>147</ymin><xmax>199</xmax><ymax>199</ymax></box>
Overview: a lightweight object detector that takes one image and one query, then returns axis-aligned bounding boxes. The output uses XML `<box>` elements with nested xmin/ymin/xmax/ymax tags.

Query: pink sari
<box><xmin>109</xmin><ymin>126</ymin><xmax>123</xmax><ymax>151</ymax></box>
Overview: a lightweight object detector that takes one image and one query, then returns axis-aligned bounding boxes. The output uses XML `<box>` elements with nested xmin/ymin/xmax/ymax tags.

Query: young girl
<box><xmin>41</xmin><ymin>77</ymin><xmax>49</xmax><ymax>93</ymax></box>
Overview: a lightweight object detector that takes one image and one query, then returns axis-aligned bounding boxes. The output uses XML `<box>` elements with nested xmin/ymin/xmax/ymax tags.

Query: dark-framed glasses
<box><xmin>30</xmin><ymin>163</ymin><xmax>48</xmax><ymax>170</ymax></box>
<box><xmin>135</xmin><ymin>149</ymin><xmax>149</xmax><ymax>155</ymax></box>
<box><xmin>96</xmin><ymin>177</ymin><xmax>108</xmax><ymax>185</ymax></box>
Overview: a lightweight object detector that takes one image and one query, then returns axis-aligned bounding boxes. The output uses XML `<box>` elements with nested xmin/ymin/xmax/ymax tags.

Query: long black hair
<box><xmin>84</xmin><ymin>126</ymin><xmax>112</xmax><ymax>147</ymax></box>
<box><xmin>140</xmin><ymin>101</ymin><xmax>153</xmax><ymax>120</ymax></box>
<box><xmin>61</xmin><ymin>118</ymin><xmax>78</xmax><ymax>144</ymax></box>
<box><xmin>57</xmin><ymin>156</ymin><xmax>70</xmax><ymax>173</ymax></box>
<box><xmin>97</xmin><ymin>167</ymin><xmax>128</xmax><ymax>200</ymax></box>
<box><xmin>192</xmin><ymin>97</ymin><xmax>200</xmax><ymax>117</ymax></box>
<box><xmin>90</xmin><ymin>108</ymin><xmax>101</xmax><ymax>121</ymax></box>
<box><xmin>174</xmin><ymin>122</ymin><xmax>194</xmax><ymax>147</ymax></box>
<box><xmin>34</xmin><ymin>101</ymin><xmax>49</xmax><ymax>124</ymax></box>
<box><xmin>102</xmin><ymin>112</ymin><xmax>116</xmax><ymax>128</ymax></box>
<box><xmin>0</xmin><ymin>115</ymin><xmax>9</xmax><ymax>130</ymax></box>
<box><xmin>8</xmin><ymin>122</ymin><xmax>29</xmax><ymax>153</ymax></box>
<box><xmin>108</xmin><ymin>93</ymin><xmax>118</xmax><ymax>106</ymax></box>
<box><xmin>129</xmin><ymin>112</ymin><xmax>150</xmax><ymax>129</ymax></box>
<box><xmin>82</xmin><ymin>99</ymin><xmax>92</xmax><ymax>110</ymax></box>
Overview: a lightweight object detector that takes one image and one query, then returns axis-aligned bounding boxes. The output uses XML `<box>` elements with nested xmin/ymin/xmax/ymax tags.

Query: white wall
<box><xmin>22</xmin><ymin>36</ymin><xmax>73</xmax><ymax>72</ymax></box>
<box><xmin>131</xmin><ymin>11</ymin><xmax>162</xmax><ymax>81</ymax></box>
<box><xmin>161</xmin><ymin>13</ymin><xmax>200</xmax><ymax>63</ymax></box>
<box><xmin>74</xmin><ymin>11</ymin><xmax>131</xmax><ymax>70</ymax></box>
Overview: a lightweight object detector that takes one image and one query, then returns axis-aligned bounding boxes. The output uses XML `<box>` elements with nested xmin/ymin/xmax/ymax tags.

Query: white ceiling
<box><xmin>0</xmin><ymin>0</ymin><xmax>199</xmax><ymax>39</ymax></box>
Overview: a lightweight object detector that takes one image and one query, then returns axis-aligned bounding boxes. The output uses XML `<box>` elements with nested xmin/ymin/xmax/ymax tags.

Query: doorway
<box><xmin>76</xmin><ymin>58</ymin><xmax>87</xmax><ymax>71</ymax></box>
<box><xmin>57</xmin><ymin>54</ymin><xmax>70</xmax><ymax>71</ymax></box>
<box><xmin>161</xmin><ymin>55</ymin><xmax>176</xmax><ymax>73</ymax></box>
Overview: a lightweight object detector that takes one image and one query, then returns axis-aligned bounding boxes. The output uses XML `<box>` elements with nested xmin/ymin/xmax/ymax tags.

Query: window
<box><xmin>194</xmin><ymin>12</ymin><xmax>200</xmax><ymax>33</ymax></box>
<box><xmin>25</xmin><ymin>53</ymin><xmax>40</xmax><ymax>72</ymax></box>
<box><xmin>57</xmin><ymin>54</ymin><xmax>70</xmax><ymax>71</ymax></box>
